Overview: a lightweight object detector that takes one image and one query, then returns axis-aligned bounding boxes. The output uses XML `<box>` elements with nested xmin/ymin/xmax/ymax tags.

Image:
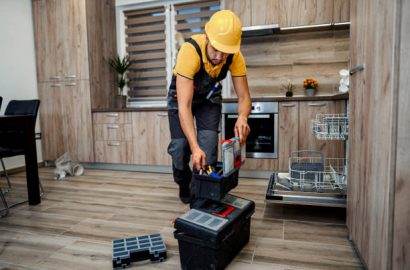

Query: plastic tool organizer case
<box><xmin>174</xmin><ymin>194</ymin><xmax>255</xmax><ymax>270</ymax></box>
<box><xmin>191</xmin><ymin>162</ymin><xmax>239</xmax><ymax>202</ymax></box>
<box><xmin>112</xmin><ymin>234</ymin><xmax>166</xmax><ymax>269</ymax></box>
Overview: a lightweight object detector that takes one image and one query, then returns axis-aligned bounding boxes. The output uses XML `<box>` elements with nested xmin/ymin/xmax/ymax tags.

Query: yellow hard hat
<box><xmin>205</xmin><ymin>10</ymin><xmax>242</xmax><ymax>54</ymax></box>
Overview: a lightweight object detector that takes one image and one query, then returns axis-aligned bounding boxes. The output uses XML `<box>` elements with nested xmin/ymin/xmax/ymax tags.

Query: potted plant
<box><xmin>303</xmin><ymin>78</ymin><xmax>318</xmax><ymax>96</ymax></box>
<box><xmin>109</xmin><ymin>55</ymin><xmax>131</xmax><ymax>108</ymax></box>
<box><xmin>281</xmin><ymin>80</ymin><xmax>295</xmax><ymax>97</ymax></box>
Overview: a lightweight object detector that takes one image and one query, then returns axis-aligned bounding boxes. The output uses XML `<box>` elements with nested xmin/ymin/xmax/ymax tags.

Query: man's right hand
<box><xmin>192</xmin><ymin>146</ymin><xmax>206</xmax><ymax>172</ymax></box>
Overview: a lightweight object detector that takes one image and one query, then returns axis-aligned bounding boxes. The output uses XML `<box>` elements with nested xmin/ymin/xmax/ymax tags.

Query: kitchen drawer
<box><xmin>93</xmin><ymin>123</ymin><xmax>132</xmax><ymax>141</ymax></box>
<box><xmin>93</xmin><ymin>112</ymin><xmax>132</xmax><ymax>124</ymax></box>
<box><xmin>94</xmin><ymin>141</ymin><xmax>134</xmax><ymax>164</ymax></box>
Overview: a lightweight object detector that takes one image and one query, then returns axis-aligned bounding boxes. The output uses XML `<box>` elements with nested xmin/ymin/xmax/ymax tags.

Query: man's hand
<box><xmin>234</xmin><ymin>115</ymin><xmax>250</xmax><ymax>144</ymax></box>
<box><xmin>192</xmin><ymin>146</ymin><xmax>206</xmax><ymax>172</ymax></box>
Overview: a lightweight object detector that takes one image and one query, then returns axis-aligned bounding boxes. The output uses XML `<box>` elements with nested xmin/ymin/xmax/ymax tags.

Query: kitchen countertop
<box><xmin>92</xmin><ymin>93</ymin><xmax>348</xmax><ymax>112</ymax></box>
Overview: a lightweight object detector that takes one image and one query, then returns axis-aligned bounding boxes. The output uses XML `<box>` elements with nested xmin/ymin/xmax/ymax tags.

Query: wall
<box><xmin>229</xmin><ymin>28</ymin><xmax>350</xmax><ymax>97</ymax></box>
<box><xmin>0</xmin><ymin>0</ymin><xmax>43</xmax><ymax>169</ymax></box>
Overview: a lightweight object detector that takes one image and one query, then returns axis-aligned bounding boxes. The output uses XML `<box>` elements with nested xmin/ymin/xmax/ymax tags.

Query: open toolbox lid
<box><xmin>221</xmin><ymin>137</ymin><xmax>246</xmax><ymax>176</ymax></box>
<box><xmin>174</xmin><ymin>194</ymin><xmax>255</xmax><ymax>243</ymax></box>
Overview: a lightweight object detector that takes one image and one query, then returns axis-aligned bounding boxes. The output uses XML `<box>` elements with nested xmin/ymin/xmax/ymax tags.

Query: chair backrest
<box><xmin>0</xmin><ymin>96</ymin><xmax>2</xmax><ymax>110</ymax></box>
<box><xmin>5</xmin><ymin>100</ymin><xmax>40</xmax><ymax>122</ymax></box>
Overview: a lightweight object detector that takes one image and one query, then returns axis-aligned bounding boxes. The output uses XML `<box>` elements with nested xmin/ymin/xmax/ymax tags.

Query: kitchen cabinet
<box><xmin>93</xmin><ymin>112</ymin><xmax>133</xmax><ymax>164</ymax></box>
<box><xmin>132</xmin><ymin>112</ymin><xmax>172</xmax><ymax>166</ymax></box>
<box><xmin>277</xmin><ymin>100</ymin><xmax>345</xmax><ymax>171</ymax></box>
<box><xmin>225</xmin><ymin>0</ymin><xmax>279</xmax><ymax>27</ymax></box>
<box><xmin>32</xmin><ymin>0</ymin><xmax>116</xmax><ymax>162</ymax></box>
<box><xmin>38</xmin><ymin>80</ymin><xmax>94</xmax><ymax>162</ymax></box>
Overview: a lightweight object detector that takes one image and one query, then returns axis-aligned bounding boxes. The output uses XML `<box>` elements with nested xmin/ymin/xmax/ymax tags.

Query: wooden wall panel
<box><xmin>392</xmin><ymin>0</ymin><xmax>410</xmax><ymax>268</ymax></box>
<box><xmin>251</xmin><ymin>0</ymin><xmax>279</xmax><ymax>25</ymax></box>
<box><xmin>234</xmin><ymin>29</ymin><xmax>349</xmax><ymax>97</ymax></box>
<box><xmin>225</xmin><ymin>0</ymin><xmax>251</xmax><ymax>26</ymax></box>
<box><xmin>333</xmin><ymin>0</ymin><xmax>350</xmax><ymax>23</ymax></box>
<box><xmin>86</xmin><ymin>0</ymin><xmax>117</xmax><ymax>109</ymax></box>
<box><xmin>347</xmin><ymin>0</ymin><xmax>400</xmax><ymax>269</ymax></box>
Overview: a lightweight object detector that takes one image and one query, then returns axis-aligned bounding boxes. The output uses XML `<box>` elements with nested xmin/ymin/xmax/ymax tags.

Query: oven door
<box><xmin>223</xmin><ymin>113</ymin><xmax>278</xmax><ymax>158</ymax></box>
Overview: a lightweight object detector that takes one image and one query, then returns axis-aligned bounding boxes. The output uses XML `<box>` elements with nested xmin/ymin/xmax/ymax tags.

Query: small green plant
<box><xmin>109</xmin><ymin>55</ymin><xmax>131</xmax><ymax>95</ymax></box>
<box><xmin>282</xmin><ymin>80</ymin><xmax>295</xmax><ymax>97</ymax></box>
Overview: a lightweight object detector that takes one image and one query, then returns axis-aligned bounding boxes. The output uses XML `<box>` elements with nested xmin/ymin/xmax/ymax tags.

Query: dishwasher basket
<box><xmin>287</xmin><ymin>150</ymin><xmax>347</xmax><ymax>193</ymax></box>
<box><xmin>311</xmin><ymin>114</ymin><xmax>349</xmax><ymax>140</ymax></box>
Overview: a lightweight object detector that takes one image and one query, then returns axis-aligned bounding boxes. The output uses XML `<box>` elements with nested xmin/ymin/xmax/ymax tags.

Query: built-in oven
<box><xmin>222</xmin><ymin>102</ymin><xmax>278</xmax><ymax>158</ymax></box>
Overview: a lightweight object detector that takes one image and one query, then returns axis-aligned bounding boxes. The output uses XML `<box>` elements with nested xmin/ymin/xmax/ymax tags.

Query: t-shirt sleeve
<box><xmin>173</xmin><ymin>42</ymin><xmax>201</xmax><ymax>79</ymax></box>
<box><xmin>229</xmin><ymin>51</ymin><xmax>247</xmax><ymax>77</ymax></box>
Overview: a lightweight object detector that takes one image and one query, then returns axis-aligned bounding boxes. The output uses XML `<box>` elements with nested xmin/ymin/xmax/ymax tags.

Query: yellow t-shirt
<box><xmin>173</xmin><ymin>34</ymin><xmax>247</xmax><ymax>79</ymax></box>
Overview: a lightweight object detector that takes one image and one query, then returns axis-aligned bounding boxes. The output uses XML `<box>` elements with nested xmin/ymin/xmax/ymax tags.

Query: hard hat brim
<box><xmin>209</xmin><ymin>39</ymin><xmax>240</xmax><ymax>54</ymax></box>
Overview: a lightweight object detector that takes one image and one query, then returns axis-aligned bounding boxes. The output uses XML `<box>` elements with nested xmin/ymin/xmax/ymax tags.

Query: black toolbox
<box><xmin>174</xmin><ymin>194</ymin><xmax>255</xmax><ymax>270</ymax></box>
<box><xmin>191</xmin><ymin>162</ymin><xmax>239</xmax><ymax>202</ymax></box>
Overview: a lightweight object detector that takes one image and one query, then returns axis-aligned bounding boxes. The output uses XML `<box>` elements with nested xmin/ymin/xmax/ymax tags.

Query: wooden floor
<box><xmin>0</xmin><ymin>168</ymin><xmax>362</xmax><ymax>270</ymax></box>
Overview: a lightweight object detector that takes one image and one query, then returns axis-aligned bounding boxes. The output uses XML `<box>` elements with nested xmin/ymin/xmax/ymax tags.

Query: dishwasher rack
<box><xmin>311</xmin><ymin>114</ymin><xmax>349</xmax><ymax>140</ymax></box>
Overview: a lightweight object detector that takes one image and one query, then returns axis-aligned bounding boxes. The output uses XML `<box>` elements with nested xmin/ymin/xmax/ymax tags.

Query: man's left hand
<box><xmin>234</xmin><ymin>116</ymin><xmax>250</xmax><ymax>144</ymax></box>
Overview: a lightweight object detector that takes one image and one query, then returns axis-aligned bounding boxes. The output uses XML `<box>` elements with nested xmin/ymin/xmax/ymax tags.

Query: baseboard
<box><xmin>0</xmin><ymin>161</ymin><xmax>45</xmax><ymax>176</ymax></box>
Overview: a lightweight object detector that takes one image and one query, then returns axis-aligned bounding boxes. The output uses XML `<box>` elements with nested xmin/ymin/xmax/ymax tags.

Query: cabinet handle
<box><xmin>308</xmin><ymin>102</ymin><xmax>327</xmax><ymax>107</ymax></box>
<box><xmin>64</xmin><ymin>75</ymin><xmax>77</xmax><ymax>79</ymax></box>
<box><xmin>106</xmin><ymin>113</ymin><xmax>119</xmax><ymax>117</ymax></box>
<box><xmin>49</xmin><ymin>76</ymin><xmax>61</xmax><ymax>80</ymax></box>
<box><xmin>50</xmin><ymin>83</ymin><xmax>62</xmax><ymax>87</ymax></box>
<box><xmin>281</xmin><ymin>103</ymin><xmax>296</xmax><ymax>107</ymax></box>
<box><xmin>107</xmin><ymin>141</ymin><xmax>121</xmax><ymax>146</ymax></box>
<box><xmin>107</xmin><ymin>124</ymin><xmax>119</xmax><ymax>129</ymax></box>
<box><xmin>157</xmin><ymin>113</ymin><xmax>168</xmax><ymax>117</ymax></box>
<box><xmin>65</xmin><ymin>82</ymin><xmax>77</xmax><ymax>86</ymax></box>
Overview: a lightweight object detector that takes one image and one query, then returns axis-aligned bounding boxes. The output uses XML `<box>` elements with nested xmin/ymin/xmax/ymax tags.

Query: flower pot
<box><xmin>305</xmin><ymin>88</ymin><xmax>316</xmax><ymax>96</ymax></box>
<box><xmin>285</xmin><ymin>91</ymin><xmax>293</xmax><ymax>97</ymax></box>
<box><xmin>115</xmin><ymin>95</ymin><xmax>127</xmax><ymax>108</ymax></box>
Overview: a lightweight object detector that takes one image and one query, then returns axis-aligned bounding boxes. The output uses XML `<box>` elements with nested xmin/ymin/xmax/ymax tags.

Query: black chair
<box><xmin>0</xmin><ymin>96</ymin><xmax>8</xmax><ymax>217</ymax></box>
<box><xmin>0</xmin><ymin>99</ymin><xmax>43</xmax><ymax>212</ymax></box>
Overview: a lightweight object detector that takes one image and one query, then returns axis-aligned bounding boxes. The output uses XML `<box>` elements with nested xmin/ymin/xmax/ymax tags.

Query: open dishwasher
<box><xmin>266</xmin><ymin>114</ymin><xmax>349</xmax><ymax>207</ymax></box>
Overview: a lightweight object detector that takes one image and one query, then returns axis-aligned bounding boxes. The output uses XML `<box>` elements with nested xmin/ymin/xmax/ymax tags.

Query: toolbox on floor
<box><xmin>174</xmin><ymin>194</ymin><xmax>255</xmax><ymax>270</ymax></box>
<box><xmin>191</xmin><ymin>162</ymin><xmax>239</xmax><ymax>202</ymax></box>
<box><xmin>112</xmin><ymin>234</ymin><xmax>166</xmax><ymax>269</ymax></box>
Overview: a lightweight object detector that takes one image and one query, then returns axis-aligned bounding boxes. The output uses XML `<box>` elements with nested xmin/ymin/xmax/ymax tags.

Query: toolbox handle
<box><xmin>212</xmin><ymin>205</ymin><xmax>234</xmax><ymax>218</ymax></box>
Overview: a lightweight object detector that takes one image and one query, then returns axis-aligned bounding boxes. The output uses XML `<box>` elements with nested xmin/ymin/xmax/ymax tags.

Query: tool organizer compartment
<box><xmin>174</xmin><ymin>194</ymin><xmax>254</xmax><ymax>270</ymax></box>
<box><xmin>191</xmin><ymin>162</ymin><xmax>239</xmax><ymax>201</ymax></box>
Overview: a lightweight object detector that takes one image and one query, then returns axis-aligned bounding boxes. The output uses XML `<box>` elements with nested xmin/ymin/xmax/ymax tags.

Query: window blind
<box><xmin>174</xmin><ymin>0</ymin><xmax>220</xmax><ymax>40</ymax></box>
<box><xmin>124</xmin><ymin>7</ymin><xmax>167</xmax><ymax>101</ymax></box>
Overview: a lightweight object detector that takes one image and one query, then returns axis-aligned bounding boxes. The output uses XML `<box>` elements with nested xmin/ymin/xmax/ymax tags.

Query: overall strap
<box><xmin>186</xmin><ymin>38</ymin><xmax>203</xmax><ymax>67</ymax></box>
<box><xmin>217</xmin><ymin>54</ymin><xmax>234</xmax><ymax>81</ymax></box>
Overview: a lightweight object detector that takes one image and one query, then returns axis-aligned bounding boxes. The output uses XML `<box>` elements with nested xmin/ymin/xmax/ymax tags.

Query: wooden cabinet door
<box><xmin>279</xmin><ymin>0</ymin><xmax>334</xmax><ymax>27</ymax></box>
<box><xmin>60</xmin><ymin>0</ymin><xmax>89</xmax><ymax>80</ymax></box>
<box><xmin>298</xmin><ymin>100</ymin><xmax>344</xmax><ymax>158</ymax></box>
<box><xmin>132</xmin><ymin>112</ymin><xmax>171</xmax><ymax>166</ymax></box>
<box><xmin>37</xmin><ymin>82</ymin><xmax>65</xmax><ymax>160</ymax></box>
<box><xmin>225</xmin><ymin>0</ymin><xmax>252</xmax><ymax>27</ymax></box>
<box><xmin>278</xmin><ymin>101</ymin><xmax>299</xmax><ymax>171</ymax></box>
<box><xmin>61</xmin><ymin>80</ymin><xmax>94</xmax><ymax>162</ymax></box>
<box><xmin>226</xmin><ymin>0</ymin><xmax>279</xmax><ymax>26</ymax></box>
<box><xmin>32</xmin><ymin>0</ymin><xmax>64</xmax><ymax>82</ymax></box>
<box><xmin>251</xmin><ymin>0</ymin><xmax>279</xmax><ymax>25</ymax></box>
<box><xmin>333</xmin><ymin>0</ymin><xmax>350</xmax><ymax>23</ymax></box>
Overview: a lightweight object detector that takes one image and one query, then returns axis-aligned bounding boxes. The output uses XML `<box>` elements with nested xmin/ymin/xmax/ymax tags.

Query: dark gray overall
<box><xmin>167</xmin><ymin>38</ymin><xmax>233</xmax><ymax>196</ymax></box>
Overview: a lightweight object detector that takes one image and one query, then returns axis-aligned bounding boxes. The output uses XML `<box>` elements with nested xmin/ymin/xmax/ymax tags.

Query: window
<box><xmin>118</xmin><ymin>0</ymin><xmax>221</xmax><ymax>104</ymax></box>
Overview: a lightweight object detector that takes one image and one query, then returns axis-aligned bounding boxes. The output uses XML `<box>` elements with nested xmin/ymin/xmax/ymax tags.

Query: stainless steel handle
<box><xmin>228</xmin><ymin>114</ymin><xmax>270</xmax><ymax>119</ymax></box>
<box><xmin>65</xmin><ymin>82</ymin><xmax>77</xmax><ymax>86</ymax></box>
<box><xmin>106</xmin><ymin>113</ymin><xmax>119</xmax><ymax>117</ymax></box>
<box><xmin>308</xmin><ymin>103</ymin><xmax>327</xmax><ymax>107</ymax></box>
<box><xmin>64</xmin><ymin>75</ymin><xmax>77</xmax><ymax>79</ymax></box>
<box><xmin>281</xmin><ymin>103</ymin><xmax>296</xmax><ymax>107</ymax></box>
<box><xmin>107</xmin><ymin>124</ymin><xmax>119</xmax><ymax>129</ymax></box>
<box><xmin>49</xmin><ymin>76</ymin><xmax>61</xmax><ymax>80</ymax></box>
<box><xmin>107</xmin><ymin>141</ymin><xmax>121</xmax><ymax>146</ymax></box>
<box><xmin>157</xmin><ymin>113</ymin><xmax>168</xmax><ymax>117</ymax></box>
<box><xmin>50</xmin><ymin>83</ymin><xmax>62</xmax><ymax>87</ymax></box>
<box><xmin>350</xmin><ymin>64</ymin><xmax>365</xmax><ymax>75</ymax></box>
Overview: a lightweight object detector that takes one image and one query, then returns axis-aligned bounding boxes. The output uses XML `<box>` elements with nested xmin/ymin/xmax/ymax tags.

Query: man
<box><xmin>167</xmin><ymin>10</ymin><xmax>251</xmax><ymax>203</ymax></box>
